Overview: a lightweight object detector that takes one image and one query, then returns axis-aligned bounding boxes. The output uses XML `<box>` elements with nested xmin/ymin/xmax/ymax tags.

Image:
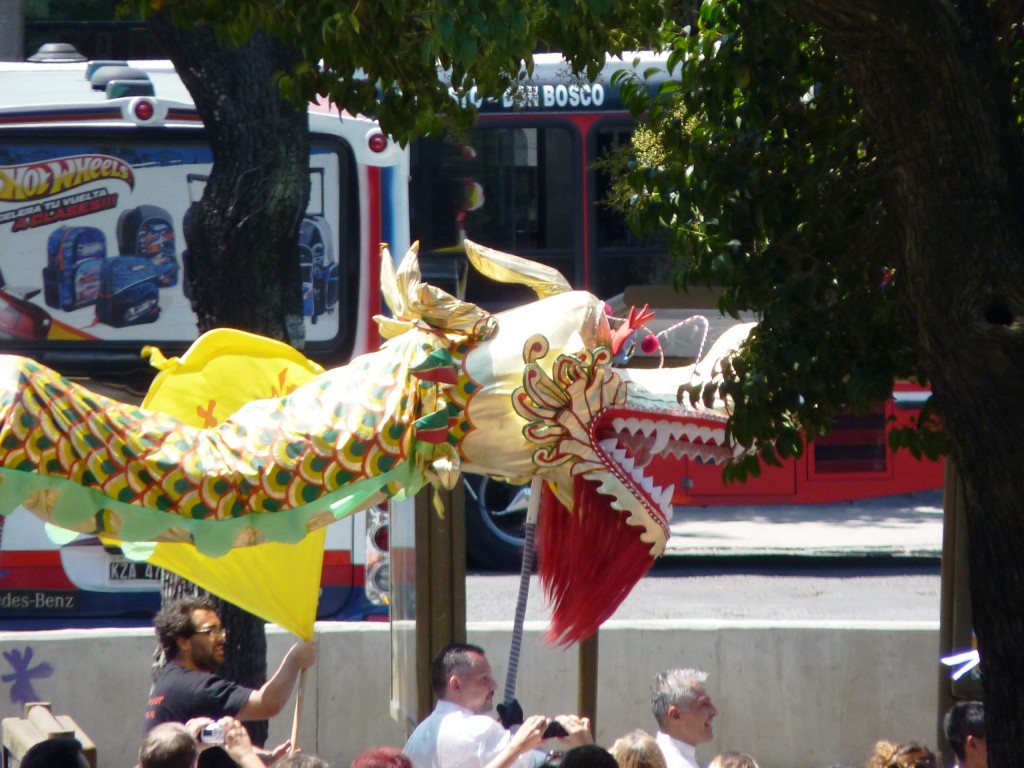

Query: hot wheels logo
<box><xmin>0</xmin><ymin>154</ymin><xmax>135</xmax><ymax>202</ymax></box>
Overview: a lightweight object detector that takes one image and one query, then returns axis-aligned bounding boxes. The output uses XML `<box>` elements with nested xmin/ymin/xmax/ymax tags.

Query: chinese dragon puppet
<box><xmin>0</xmin><ymin>241</ymin><xmax>747</xmax><ymax>644</ymax></box>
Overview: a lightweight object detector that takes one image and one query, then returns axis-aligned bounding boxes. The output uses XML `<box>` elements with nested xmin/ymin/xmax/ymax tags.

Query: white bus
<box><xmin>0</xmin><ymin>54</ymin><xmax>405</xmax><ymax>624</ymax></box>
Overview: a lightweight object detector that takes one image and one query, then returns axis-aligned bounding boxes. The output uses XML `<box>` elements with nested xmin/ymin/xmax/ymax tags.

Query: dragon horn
<box><xmin>464</xmin><ymin>240</ymin><xmax>572</xmax><ymax>298</ymax></box>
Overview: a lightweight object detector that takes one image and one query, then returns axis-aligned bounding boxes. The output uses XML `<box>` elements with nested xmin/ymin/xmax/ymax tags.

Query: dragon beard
<box><xmin>537</xmin><ymin>476</ymin><xmax>656</xmax><ymax>646</ymax></box>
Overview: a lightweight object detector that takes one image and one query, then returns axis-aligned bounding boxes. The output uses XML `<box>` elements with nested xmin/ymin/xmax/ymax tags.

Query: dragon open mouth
<box><xmin>593</xmin><ymin>408</ymin><xmax>734</xmax><ymax>531</ymax></box>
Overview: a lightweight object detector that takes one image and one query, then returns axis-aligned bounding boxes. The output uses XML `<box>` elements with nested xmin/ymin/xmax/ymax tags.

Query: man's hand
<box><xmin>509</xmin><ymin>714</ymin><xmax>549</xmax><ymax>755</ymax></box>
<box><xmin>219</xmin><ymin>717</ymin><xmax>265</xmax><ymax>767</ymax></box>
<box><xmin>289</xmin><ymin>640</ymin><xmax>318</xmax><ymax>670</ymax></box>
<box><xmin>551</xmin><ymin>715</ymin><xmax>593</xmax><ymax>747</ymax></box>
<box><xmin>261</xmin><ymin>740</ymin><xmax>294</xmax><ymax>766</ymax></box>
<box><xmin>183</xmin><ymin>717</ymin><xmax>215</xmax><ymax>751</ymax></box>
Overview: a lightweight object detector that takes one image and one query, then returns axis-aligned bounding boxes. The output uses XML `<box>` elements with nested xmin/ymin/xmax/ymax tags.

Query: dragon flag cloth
<box><xmin>0</xmin><ymin>241</ymin><xmax>748</xmax><ymax>645</ymax></box>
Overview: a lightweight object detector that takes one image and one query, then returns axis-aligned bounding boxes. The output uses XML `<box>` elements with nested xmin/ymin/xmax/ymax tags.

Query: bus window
<box><xmin>411</xmin><ymin>124</ymin><xmax>579</xmax><ymax>311</ymax></box>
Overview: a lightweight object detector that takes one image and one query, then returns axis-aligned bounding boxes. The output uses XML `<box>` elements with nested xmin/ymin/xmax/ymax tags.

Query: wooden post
<box><xmin>414</xmin><ymin>484</ymin><xmax>467</xmax><ymax>720</ymax></box>
<box><xmin>937</xmin><ymin>458</ymin><xmax>979</xmax><ymax>767</ymax></box>
<box><xmin>578</xmin><ymin>632</ymin><xmax>599</xmax><ymax>738</ymax></box>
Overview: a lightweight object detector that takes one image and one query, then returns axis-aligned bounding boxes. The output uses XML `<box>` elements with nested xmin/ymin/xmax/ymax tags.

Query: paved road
<box><xmin>467</xmin><ymin>488</ymin><xmax>945</xmax><ymax>624</ymax></box>
<box><xmin>664</xmin><ymin>490</ymin><xmax>943</xmax><ymax>557</ymax></box>
<box><xmin>466</xmin><ymin>558</ymin><xmax>941</xmax><ymax>624</ymax></box>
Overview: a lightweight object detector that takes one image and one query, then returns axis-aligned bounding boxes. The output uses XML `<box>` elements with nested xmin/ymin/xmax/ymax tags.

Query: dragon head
<box><xmin>410</xmin><ymin>241</ymin><xmax>750</xmax><ymax>644</ymax></box>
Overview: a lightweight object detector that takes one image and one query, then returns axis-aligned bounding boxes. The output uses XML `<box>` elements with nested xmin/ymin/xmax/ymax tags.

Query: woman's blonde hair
<box><xmin>867</xmin><ymin>740</ymin><xmax>939</xmax><ymax>768</ymax></box>
<box><xmin>707</xmin><ymin>751</ymin><xmax>760</xmax><ymax>768</ymax></box>
<box><xmin>609</xmin><ymin>730</ymin><xmax>665</xmax><ymax>768</ymax></box>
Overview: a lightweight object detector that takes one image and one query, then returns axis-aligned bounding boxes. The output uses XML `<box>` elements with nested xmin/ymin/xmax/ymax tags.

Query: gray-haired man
<box><xmin>651</xmin><ymin>668</ymin><xmax>719</xmax><ymax>768</ymax></box>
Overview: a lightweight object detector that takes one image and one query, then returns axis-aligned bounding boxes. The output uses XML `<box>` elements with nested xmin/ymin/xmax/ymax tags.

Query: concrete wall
<box><xmin>0</xmin><ymin>619</ymin><xmax>940</xmax><ymax>768</ymax></box>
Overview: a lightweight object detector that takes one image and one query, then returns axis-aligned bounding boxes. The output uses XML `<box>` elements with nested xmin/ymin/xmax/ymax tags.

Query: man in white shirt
<box><xmin>403</xmin><ymin>643</ymin><xmax>591</xmax><ymax>768</ymax></box>
<box><xmin>651</xmin><ymin>668</ymin><xmax>719</xmax><ymax>768</ymax></box>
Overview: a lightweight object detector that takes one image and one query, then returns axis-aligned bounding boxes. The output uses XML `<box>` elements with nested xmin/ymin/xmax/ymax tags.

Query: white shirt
<box><xmin>656</xmin><ymin>730</ymin><xmax>700</xmax><ymax>768</ymax></box>
<box><xmin>404</xmin><ymin>700</ymin><xmax>537</xmax><ymax>768</ymax></box>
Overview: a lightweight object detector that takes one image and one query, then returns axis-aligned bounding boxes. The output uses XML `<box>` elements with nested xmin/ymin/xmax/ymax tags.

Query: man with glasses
<box><xmin>143</xmin><ymin>595</ymin><xmax>317</xmax><ymax>768</ymax></box>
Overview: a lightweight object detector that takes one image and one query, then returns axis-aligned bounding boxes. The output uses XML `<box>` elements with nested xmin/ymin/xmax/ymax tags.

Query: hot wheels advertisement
<box><xmin>0</xmin><ymin>139</ymin><xmax>342</xmax><ymax>345</ymax></box>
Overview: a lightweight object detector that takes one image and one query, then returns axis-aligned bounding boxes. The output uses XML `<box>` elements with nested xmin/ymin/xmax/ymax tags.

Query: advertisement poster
<box><xmin>0</xmin><ymin>137</ymin><xmax>344</xmax><ymax>348</ymax></box>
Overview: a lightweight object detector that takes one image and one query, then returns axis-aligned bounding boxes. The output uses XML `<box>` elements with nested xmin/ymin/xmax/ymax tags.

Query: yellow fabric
<box><xmin>136</xmin><ymin>329</ymin><xmax>327</xmax><ymax>639</ymax></box>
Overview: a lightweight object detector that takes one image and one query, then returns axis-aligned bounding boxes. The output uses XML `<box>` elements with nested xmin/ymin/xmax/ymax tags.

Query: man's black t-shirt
<box><xmin>144</xmin><ymin>662</ymin><xmax>253</xmax><ymax>768</ymax></box>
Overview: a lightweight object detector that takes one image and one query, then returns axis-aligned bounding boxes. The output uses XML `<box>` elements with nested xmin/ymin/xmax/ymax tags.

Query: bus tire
<box><xmin>463</xmin><ymin>474</ymin><xmax>532</xmax><ymax>571</ymax></box>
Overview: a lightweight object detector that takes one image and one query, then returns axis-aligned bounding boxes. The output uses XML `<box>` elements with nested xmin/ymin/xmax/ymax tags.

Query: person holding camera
<box><xmin>403</xmin><ymin>643</ymin><xmax>591</xmax><ymax>768</ymax></box>
<box><xmin>143</xmin><ymin>596</ymin><xmax>315</xmax><ymax>768</ymax></box>
<box><xmin>138</xmin><ymin>717</ymin><xmax>274</xmax><ymax>768</ymax></box>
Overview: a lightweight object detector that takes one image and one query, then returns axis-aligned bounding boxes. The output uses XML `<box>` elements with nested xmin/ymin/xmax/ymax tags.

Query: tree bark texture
<box><xmin>146</xmin><ymin>16</ymin><xmax>312</xmax><ymax>748</ymax></box>
<box><xmin>791</xmin><ymin>1</ymin><xmax>1024</xmax><ymax>763</ymax></box>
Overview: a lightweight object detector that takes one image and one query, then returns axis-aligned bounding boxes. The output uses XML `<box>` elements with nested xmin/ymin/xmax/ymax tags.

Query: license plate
<box><xmin>109</xmin><ymin>560</ymin><xmax>162</xmax><ymax>581</ymax></box>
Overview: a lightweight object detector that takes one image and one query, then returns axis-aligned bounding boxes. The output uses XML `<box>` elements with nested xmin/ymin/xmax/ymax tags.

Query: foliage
<box><xmin>130</xmin><ymin>0</ymin><xmax>666</xmax><ymax>143</ymax></box>
<box><xmin>613</xmin><ymin>2</ymin><xmax>951</xmax><ymax>479</ymax></box>
<box><xmin>24</xmin><ymin>0</ymin><xmax>130</xmax><ymax>21</ymax></box>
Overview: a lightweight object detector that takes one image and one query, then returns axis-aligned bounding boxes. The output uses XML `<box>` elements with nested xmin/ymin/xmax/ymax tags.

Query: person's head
<box><xmin>20</xmin><ymin>737</ymin><xmax>89</xmax><ymax>768</ymax></box>
<box><xmin>609</xmin><ymin>729</ymin><xmax>665</xmax><ymax>768</ymax></box>
<box><xmin>138</xmin><ymin>722</ymin><xmax>199</xmax><ymax>768</ymax></box>
<box><xmin>560</xmin><ymin>744</ymin><xmax>619</xmax><ymax>768</ymax></box>
<box><xmin>943</xmin><ymin>700</ymin><xmax>986</xmax><ymax>767</ymax></box>
<box><xmin>651</xmin><ymin>668</ymin><xmax>718</xmax><ymax>746</ymax></box>
<box><xmin>707</xmin><ymin>751</ymin><xmax>759</xmax><ymax>768</ymax></box>
<box><xmin>350</xmin><ymin>746</ymin><xmax>411</xmax><ymax>768</ymax></box>
<box><xmin>430</xmin><ymin>643</ymin><xmax>496</xmax><ymax>713</ymax></box>
<box><xmin>154</xmin><ymin>595</ymin><xmax>226</xmax><ymax>670</ymax></box>
<box><xmin>278</xmin><ymin>754</ymin><xmax>333</xmax><ymax>768</ymax></box>
<box><xmin>867</xmin><ymin>740</ymin><xmax>939</xmax><ymax>768</ymax></box>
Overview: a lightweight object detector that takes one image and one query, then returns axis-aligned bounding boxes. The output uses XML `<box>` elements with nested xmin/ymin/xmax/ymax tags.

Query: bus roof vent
<box><xmin>86</xmin><ymin>60</ymin><xmax>129</xmax><ymax>80</ymax></box>
<box><xmin>27</xmin><ymin>42</ymin><xmax>87</xmax><ymax>63</ymax></box>
<box><xmin>106</xmin><ymin>79</ymin><xmax>155</xmax><ymax>99</ymax></box>
<box><xmin>90</xmin><ymin>65</ymin><xmax>150</xmax><ymax>92</ymax></box>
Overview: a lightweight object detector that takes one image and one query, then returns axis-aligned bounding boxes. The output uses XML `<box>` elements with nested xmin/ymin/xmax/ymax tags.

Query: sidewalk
<box><xmin>664</xmin><ymin>489</ymin><xmax>944</xmax><ymax>558</ymax></box>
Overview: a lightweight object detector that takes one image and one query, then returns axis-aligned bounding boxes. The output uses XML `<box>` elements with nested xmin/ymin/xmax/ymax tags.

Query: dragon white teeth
<box><xmin>650</xmin><ymin>425</ymin><xmax>670</xmax><ymax>454</ymax></box>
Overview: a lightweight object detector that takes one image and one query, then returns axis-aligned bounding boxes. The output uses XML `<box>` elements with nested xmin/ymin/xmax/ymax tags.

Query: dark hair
<box><xmin>138</xmin><ymin>722</ymin><xmax>198</xmax><ymax>768</ymax></box>
<box><xmin>154</xmin><ymin>595</ymin><xmax>217</xmax><ymax>660</ymax></box>
<box><xmin>560</xmin><ymin>745</ymin><xmax>619</xmax><ymax>768</ymax></box>
<box><xmin>943</xmin><ymin>700</ymin><xmax>985</xmax><ymax>759</ymax></box>
<box><xmin>279</xmin><ymin>754</ymin><xmax>333</xmax><ymax>768</ymax></box>
<box><xmin>21</xmin><ymin>737</ymin><xmax>86</xmax><ymax>768</ymax></box>
<box><xmin>430</xmin><ymin>643</ymin><xmax>486</xmax><ymax>698</ymax></box>
<box><xmin>350</xmin><ymin>746</ymin><xmax>411</xmax><ymax>768</ymax></box>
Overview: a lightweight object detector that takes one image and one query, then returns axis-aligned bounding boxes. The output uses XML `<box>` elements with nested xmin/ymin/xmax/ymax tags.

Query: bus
<box><xmin>406</xmin><ymin>52</ymin><xmax>675</xmax><ymax>310</ymax></box>
<box><xmin>0</xmin><ymin>53</ymin><xmax>404</xmax><ymax>623</ymax></box>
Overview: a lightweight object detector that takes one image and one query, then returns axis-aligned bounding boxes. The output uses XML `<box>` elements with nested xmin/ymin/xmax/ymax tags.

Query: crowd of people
<box><xmin>13</xmin><ymin>602</ymin><xmax>989</xmax><ymax>768</ymax></box>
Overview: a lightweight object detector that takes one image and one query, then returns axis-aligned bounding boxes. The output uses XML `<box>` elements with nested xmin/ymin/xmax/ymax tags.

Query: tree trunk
<box><xmin>793</xmin><ymin>2</ymin><xmax>1024</xmax><ymax>763</ymax></box>
<box><xmin>149</xmin><ymin>14</ymin><xmax>309</xmax><ymax>342</ymax></box>
<box><xmin>147</xmin><ymin>15</ymin><xmax>311</xmax><ymax>748</ymax></box>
